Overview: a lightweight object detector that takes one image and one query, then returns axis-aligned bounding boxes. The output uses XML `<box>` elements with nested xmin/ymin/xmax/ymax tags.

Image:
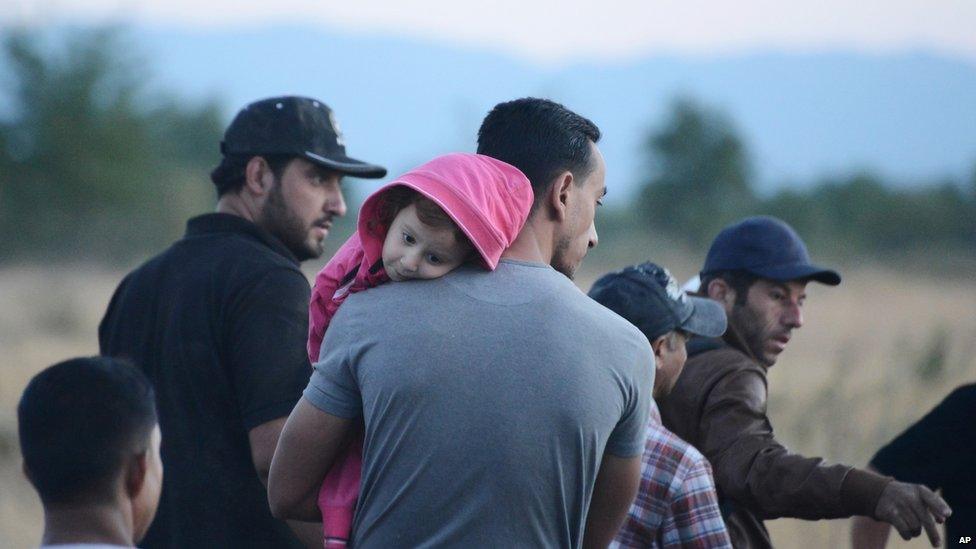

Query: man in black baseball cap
<box><xmin>657</xmin><ymin>216</ymin><xmax>951</xmax><ymax>549</ymax></box>
<box><xmin>589</xmin><ymin>263</ymin><xmax>733</xmax><ymax>547</ymax></box>
<box><xmin>100</xmin><ymin>96</ymin><xmax>386</xmax><ymax>547</ymax></box>
<box><xmin>211</xmin><ymin>96</ymin><xmax>387</xmax><ymax>260</ymax></box>
<box><xmin>219</xmin><ymin>96</ymin><xmax>387</xmax><ymax>181</ymax></box>
<box><xmin>589</xmin><ymin>262</ymin><xmax>726</xmax><ymax>399</ymax></box>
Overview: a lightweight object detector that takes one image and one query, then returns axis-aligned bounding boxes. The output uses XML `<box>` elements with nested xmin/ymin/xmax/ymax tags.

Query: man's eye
<box><xmin>427</xmin><ymin>254</ymin><xmax>442</xmax><ymax>265</ymax></box>
<box><xmin>402</xmin><ymin>233</ymin><xmax>416</xmax><ymax>245</ymax></box>
<box><xmin>314</xmin><ymin>174</ymin><xmax>339</xmax><ymax>187</ymax></box>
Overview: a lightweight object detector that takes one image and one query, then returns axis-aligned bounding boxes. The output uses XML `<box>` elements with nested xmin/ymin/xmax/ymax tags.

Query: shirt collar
<box><xmin>185</xmin><ymin>213</ymin><xmax>300</xmax><ymax>266</ymax></box>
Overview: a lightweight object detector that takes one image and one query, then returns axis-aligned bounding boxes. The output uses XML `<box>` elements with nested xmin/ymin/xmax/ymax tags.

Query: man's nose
<box><xmin>327</xmin><ymin>189</ymin><xmax>347</xmax><ymax>218</ymax></box>
<box><xmin>587</xmin><ymin>223</ymin><xmax>598</xmax><ymax>250</ymax></box>
<box><xmin>783</xmin><ymin>301</ymin><xmax>804</xmax><ymax>329</ymax></box>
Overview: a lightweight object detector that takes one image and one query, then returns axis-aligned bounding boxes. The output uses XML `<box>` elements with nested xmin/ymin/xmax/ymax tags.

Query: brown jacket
<box><xmin>657</xmin><ymin>336</ymin><xmax>891</xmax><ymax>548</ymax></box>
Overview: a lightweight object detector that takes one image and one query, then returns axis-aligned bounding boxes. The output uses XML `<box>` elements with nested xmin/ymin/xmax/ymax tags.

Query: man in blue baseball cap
<box><xmin>657</xmin><ymin>216</ymin><xmax>951</xmax><ymax>548</ymax></box>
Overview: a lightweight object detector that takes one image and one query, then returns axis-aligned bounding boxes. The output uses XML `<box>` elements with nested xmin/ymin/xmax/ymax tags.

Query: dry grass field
<box><xmin>1</xmin><ymin>257</ymin><xmax>973</xmax><ymax>548</ymax></box>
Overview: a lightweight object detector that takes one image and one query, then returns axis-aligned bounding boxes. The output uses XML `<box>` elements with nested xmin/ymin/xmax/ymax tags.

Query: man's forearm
<box><xmin>851</xmin><ymin>515</ymin><xmax>892</xmax><ymax>549</ymax></box>
<box><xmin>268</xmin><ymin>399</ymin><xmax>352</xmax><ymax>521</ymax></box>
<box><xmin>287</xmin><ymin>520</ymin><xmax>325</xmax><ymax>548</ymax></box>
<box><xmin>583</xmin><ymin>454</ymin><xmax>641</xmax><ymax>548</ymax></box>
<box><xmin>249</xmin><ymin>417</ymin><xmax>326</xmax><ymax>545</ymax></box>
<box><xmin>702</xmin><ymin>370</ymin><xmax>880</xmax><ymax>520</ymax></box>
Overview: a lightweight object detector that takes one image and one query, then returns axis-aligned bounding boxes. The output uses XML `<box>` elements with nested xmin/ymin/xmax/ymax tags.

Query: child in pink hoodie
<box><xmin>307</xmin><ymin>152</ymin><xmax>533</xmax><ymax>547</ymax></box>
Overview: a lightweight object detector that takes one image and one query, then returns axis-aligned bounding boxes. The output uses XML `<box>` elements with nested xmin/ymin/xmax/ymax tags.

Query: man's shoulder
<box><xmin>105</xmin><ymin>235</ymin><xmax>309</xmax><ymax>327</ymax></box>
<box><xmin>645</xmin><ymin>421</ymin><xmax>709</xmax><ymax>479</ymax></box>
<box><xmin>661</xmin><ymin>342</ymin><xmax>766</xmax><ymax>431</ymax></box>
<box><xmin>185</xmin><ymin>227</ymin><xmax>302</xmax><ymax>273</ymax></box>
<box><xmin>135</xmin><ymin>230</ymin><xmax>303</xmax><ymax>285</ymax></box>
<box><xmin>686</xmin><ymin>342</ymin><xmax>765</xmax><ymax>380</ymax></box>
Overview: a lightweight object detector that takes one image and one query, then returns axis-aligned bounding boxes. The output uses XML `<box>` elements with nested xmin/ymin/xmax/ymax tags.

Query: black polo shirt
<box><xmin>871</xmin><ymin>384</ymin><xmax>975</xmax><ymax>547</ymax></box>
<box><xmin>99</xmin><ymin>213</ymin><xmax>312</xmax><ymax>548</ymax></box>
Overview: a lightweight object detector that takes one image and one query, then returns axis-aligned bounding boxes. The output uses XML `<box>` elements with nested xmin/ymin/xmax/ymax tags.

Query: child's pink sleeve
<box><xmin>308</xmin><ymin>233</ymin><xmax>366</xmax><ymax>363</ymax></box>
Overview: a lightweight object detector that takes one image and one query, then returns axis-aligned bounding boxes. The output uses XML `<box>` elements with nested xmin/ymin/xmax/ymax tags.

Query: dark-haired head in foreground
<box><xmin>18</xmin><ymin>356</ymin><xmax>162</xmax><ymax>547</ymax></box>
<box><xmin>477</xmin><ymin>97</ymin><xmax>605</xmax><ymax>279</ymax></box>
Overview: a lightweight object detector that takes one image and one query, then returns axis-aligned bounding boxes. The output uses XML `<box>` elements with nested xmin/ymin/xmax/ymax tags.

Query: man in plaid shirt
<box><xmin>590</xmin><ymin>262</ymin><xmax>732</xmax><ymax>548</ymax></box>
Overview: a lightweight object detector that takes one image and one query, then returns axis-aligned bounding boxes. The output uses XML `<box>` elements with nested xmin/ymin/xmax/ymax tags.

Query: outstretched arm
<box><xmin>700</xmin><ymin>363</ymin><xmax>949</xmax><ymax>546</ymax></box>
<box><xmin>698</xmin><ymin>365</ymin><xmax>888</xmax><ymax>519</ymax></box>
<box><xmin>268</xmin><ymin>398</ymin><xmax>353</xmax><ymax>521</ymax></box>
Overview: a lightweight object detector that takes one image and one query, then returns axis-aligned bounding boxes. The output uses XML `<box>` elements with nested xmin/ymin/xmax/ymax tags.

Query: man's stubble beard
<box><xmin>551</xmin><ymin>234</ymin><xmax>576</xmax><ymax>280</ymax></box>
<box><xmin>260</xmin><ymin>183</ymin><xmax>322</xmax><ymax>262</ymax></box>
<box><xmin>730</xmin><ymin>302</ymin><xmax>776</xmax><ymax>367</ymax></box>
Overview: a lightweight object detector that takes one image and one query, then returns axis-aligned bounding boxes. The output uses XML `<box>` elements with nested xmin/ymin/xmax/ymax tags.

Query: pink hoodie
<box><xmin>307</xmin><ymin>153</ymin><xmax>533</xmax><ymax>546</ymax></box>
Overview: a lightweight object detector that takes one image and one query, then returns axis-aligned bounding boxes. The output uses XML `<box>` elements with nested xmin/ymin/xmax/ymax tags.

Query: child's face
<box><xmin>382</xmin><ymin>203</ymin><xmax>470</xmax><ymax>281</ymax></box>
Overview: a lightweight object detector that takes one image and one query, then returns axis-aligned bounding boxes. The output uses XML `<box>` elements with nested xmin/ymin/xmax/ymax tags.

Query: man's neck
<box><xmin>721</xmin><ymin>323</ymin><xmax>766</xmax><ymax>368</ymax></box>
<box><xmin>42</xmin><ymin>503</ymin><xmax>134</xmax><ymax>548</ymax></box>
<box><xmin>215</xmin><ymin>192</ymin><xmax>259</xmax><ymax>223</ymax></box>
<box><xmin>500</xmin><ymin>217</ymin><xmax>552</xmax><ymax>265</ymax></box>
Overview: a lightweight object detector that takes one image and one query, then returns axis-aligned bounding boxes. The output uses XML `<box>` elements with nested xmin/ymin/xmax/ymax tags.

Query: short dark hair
<box><xmin>210</xmin><ymin>154</ymin><xmax>294</xmax><ymax>197</ymax></box>
<box><xmin>700</xmin><ymin>270</ymin><xmax>759</xmax><ymax>306</ymax></box>
<box><xmin>17</xmin><ymin>356</ymin><xmax>158</xmax><ymax>506</ymax></box>
<box><xmin>476</xmin><ymin>98</ymin><xmax>601</xmax><ymax>211</ymax></box>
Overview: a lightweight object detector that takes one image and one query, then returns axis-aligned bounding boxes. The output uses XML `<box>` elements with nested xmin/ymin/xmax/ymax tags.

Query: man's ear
<box><xmin>545</xmin><ymin>171</ymin><xmax>574</xmax><ymax>222</ymax></box>
<box><xmin>650</xmin><ymin>335</ymin><xmax>667</xmax><ymax>362</ymax></box>
<box><xmin>124</xmin><ymin>451</ymin><xmax>149</xmax><ymax>499</ymax></box>
<box><xmin>706</xmin><ymin>278</ymin><xmax>736</xmax><ymax>310</ymax></box>
<box><xmin>243</xmin><ymin>156</ymin><xmax>274</xmax><ymax>196</ymax></box>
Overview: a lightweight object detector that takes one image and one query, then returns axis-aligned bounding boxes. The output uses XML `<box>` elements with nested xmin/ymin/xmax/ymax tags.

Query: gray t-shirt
<box><xmin>304</xmin><ymin>259</ymin><xmax>653</xmax><ymax>548</ymax></box>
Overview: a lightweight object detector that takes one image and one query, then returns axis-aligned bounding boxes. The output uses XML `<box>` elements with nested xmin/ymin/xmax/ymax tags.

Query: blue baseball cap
<box><xmin>589</xmin><ymin>262</ymin><xmax>727</xmax><ymax>342</ymax></box>
<box><xmin>701</xmin><ymin>216</ymin><xmax>841</xmax><ymax>285</ymax></box>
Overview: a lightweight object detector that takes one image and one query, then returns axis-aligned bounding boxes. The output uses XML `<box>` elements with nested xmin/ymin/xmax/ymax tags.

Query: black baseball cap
<box><xmin>701</xmin><ymin>216</ymin><xmax>840</xmax><ymax>285</ymax></box>
<box><xmin>220</xmin><ymin>96</ymin><xmax>387</xmax><ymax>179</ymax></box>
<box><xmin>589</xmin><ymin>262</ymin><xmax>727</xmax><ymax>342</ymax></box>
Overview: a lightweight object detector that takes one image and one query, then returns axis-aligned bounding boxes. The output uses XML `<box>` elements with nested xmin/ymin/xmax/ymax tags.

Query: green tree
<box><xmin>636</xmin><ymin>97</ymin><xmax>755</xmax><ymax>245</ymax></box>
<box><xmin>0</xmin><ymin>27</ymin><xmax>223</xmax><ymax>262</ymax></box>
<box><xmin>763</xmin><ymin>172</ymin><xmax>976</xmax><ymax>255</ymax></box>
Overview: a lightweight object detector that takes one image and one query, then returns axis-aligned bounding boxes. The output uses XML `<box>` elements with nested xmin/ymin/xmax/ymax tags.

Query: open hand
<box><xmin>874</xmin><ymin>481</ymin><xmax>951</xmax><ymax>547</ymax></box>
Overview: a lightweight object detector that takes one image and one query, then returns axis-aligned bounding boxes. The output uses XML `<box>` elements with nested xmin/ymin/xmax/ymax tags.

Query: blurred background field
<box><xmin>2</xmin><ymin>4</ymin><xmax>976</xmax><ymax>547</ymax></box>
<box><xmin>2</xmin><ymin>256</ymin><xmax>973</xmax><ymax>547</ymax></box>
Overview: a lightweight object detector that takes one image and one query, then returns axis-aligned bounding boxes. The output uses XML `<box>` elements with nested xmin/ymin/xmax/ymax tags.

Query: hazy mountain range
<box><xmin>99</xmin><ymin>25</ymin><xmax>976</xmax><ymax>200</ymax></box>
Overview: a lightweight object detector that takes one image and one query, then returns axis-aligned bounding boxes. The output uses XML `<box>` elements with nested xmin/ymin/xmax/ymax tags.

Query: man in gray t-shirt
<box><xmin>270</xmin><ymin>98</ymin><xmax>653</xmax><ymax>547</ymax></box>
<box><xmin>305</xmin><ymin>261</ymin><xmax>651</xmax><ymax>546</ymax></box>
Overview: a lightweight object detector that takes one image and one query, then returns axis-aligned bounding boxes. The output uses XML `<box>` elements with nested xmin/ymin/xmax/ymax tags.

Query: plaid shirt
<box><xmin>612</xmin><ymin>405</ymin><xmax>732</xmax><ymax>548</ymax></box>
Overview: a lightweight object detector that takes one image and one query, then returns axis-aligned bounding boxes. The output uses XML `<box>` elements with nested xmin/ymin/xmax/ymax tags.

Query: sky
<box><xmin>5</xmin><ymin>0</ymin><xmax>976</xmax><ymax>65</ymax></box>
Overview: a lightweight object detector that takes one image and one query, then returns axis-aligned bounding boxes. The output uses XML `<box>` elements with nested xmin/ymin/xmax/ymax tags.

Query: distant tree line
<box><xmin>2</xmin><ymin>27</ymin><xmax>973</xmax><ymax>264</ymax></box>
<box><xmin>0</xmin><ymin>27</ymin><xmax>223</xmax><ymax>262</ymax></box>
<box><xmin>636</xmin><ymin>98</ymin><xmax>976</xmax><ymax>258</ymax></box>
